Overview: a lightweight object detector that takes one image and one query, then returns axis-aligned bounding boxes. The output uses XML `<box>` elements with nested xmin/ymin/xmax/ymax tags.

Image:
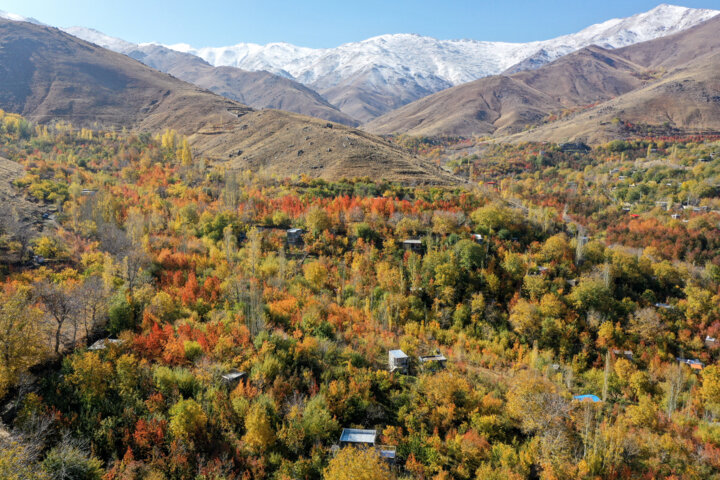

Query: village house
<box><xmin>388</xmin><ymin>349</ymin><xmax>409</xmax><ymax>373</ymax></box>
<box><xmin>286</xmin><ymin>228</ymin><xmax>304</xmax><ymax>246</ymax></box>
<box><xmin>677</xmin><ymin>357</ymin><xmax>704</xmax><ymax>370</ymax></box>
<box><xmin>419</xmin><ymin>352</ymin><xmax>447</xmax><ymax>370</ymax></box>
<box><xmin>221</xmin><ymin>371</ymin><xmax>246</xmax><ymax>387</ymax></box>
<box><xmin>337</xmin><ymin>428</ymin><xmax>396</xmax><ymax>462</ymax></box>
<box><xmin>612</xmin><ymin>349</ymin><xmax>634</xmax><ymax>360</ymax></box>
<box><xmin>402</xmin><ymin>239</ymin><xmax>425</xmax><ymax>254</ymax></box>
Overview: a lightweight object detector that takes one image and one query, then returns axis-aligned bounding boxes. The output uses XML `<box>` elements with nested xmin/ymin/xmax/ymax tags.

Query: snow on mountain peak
<box><xmin>163</xmin><ymin>4</ymin><xmax>718</xmax><ymax>92</ymax></box>
<box><xmin>0</xmin><ymin>10</ymin><xmax>43</xmax><ymax>25</ymax></box>
<box><xmin>11</xmin><ymin>3</ymin><xmax>718</xmax><ymax>122</ymax></box>
<box><xmin>63</xmin><ymin>26</ymin><xmax>136</xmax><ymax>52</ymax></box>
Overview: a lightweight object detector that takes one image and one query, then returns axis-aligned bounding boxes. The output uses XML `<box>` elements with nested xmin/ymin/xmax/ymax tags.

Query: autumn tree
<box><xmin>169</xmin><ymin>398</ymin><xmax>208</xmax><ymax>443</ymax></box>
<box><xmin>77</xmin><ymin>276</ymin><xmax>109</xmax><ymax>343</ymax></box>
<box><xmin>700</xmin><ymin>365</ymin><xmax>720</xmax><ymax>418</ymax></box>
<box><xmin>179</xmin><ymin>137</ymin><xmax>193</xmax><ymax>167</ymax></box>
<box><xmin>0</xmin><ymin>285</ymin><xmax>46</xmax><ymax>397</ymax></box>
<box><xmin>323</xmin><ymin>446</ymin><xmax>395</xmax><ymax>480</ymax></box>
<box><xmin>41</xmin><ymin>437</ymin><xmax>103</xmax><ymax>480</ymax></box>
<box><xmin>0</xmin><ymin>435</ymin><xmax>48</xmax><ymax>480</ymax></box>
<box><xmin>243</xmin><ymin>399</ymin><xmax>276</xmax><ymax>452</ymax></box>
<box><xmin>34</xmin><ymin>280</ymin><xmax>80</xmax><ymax>354</ymax></box>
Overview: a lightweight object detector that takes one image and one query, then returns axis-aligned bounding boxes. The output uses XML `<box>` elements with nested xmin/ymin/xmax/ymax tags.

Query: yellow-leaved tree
<box><xmin>169</xmin><ymin>398</ymin><xmax>208</xmax><ymax>443</ymax></box>
<box><xmin>179</xmin><ymin>137</ymin><xmax>193</xmax><ymax>167</ymax></box>
<box><xmin>700</xmin><ymin>365</ymin><xmax>720</xmax><ymax>418</ymax></box>
<box><xmin>243</xmin><ymin>400</ymin><xmax>275</xmax><ymax>452</ymax></box>
<box><xmin>323</xmin><ymin>446</ymin><xmax>395</xmax><ymax>480</ymax></box>
<box><xmin>0</xmin><ymin>285</ymin><xmax>46</xmax><ymax>397</ymax></box>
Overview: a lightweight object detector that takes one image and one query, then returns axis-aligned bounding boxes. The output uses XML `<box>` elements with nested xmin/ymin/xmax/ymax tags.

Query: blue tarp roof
<box><xmin>574</xmin><ymin>394</ymin><xmax>601</xmax><ymax>403</ymax></box>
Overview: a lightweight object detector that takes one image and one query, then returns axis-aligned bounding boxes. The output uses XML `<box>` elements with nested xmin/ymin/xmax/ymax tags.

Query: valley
<box><xmin>0</xmin><ymin>3</ymin><xmax>719</xmax><ymax>480</ymax></box>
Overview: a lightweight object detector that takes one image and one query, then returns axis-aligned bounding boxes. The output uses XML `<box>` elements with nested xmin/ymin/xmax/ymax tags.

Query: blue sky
<box><xmin>2</xmin><ymin>0</ymin><xmax>720</xmax><ymax>47</ymax></box>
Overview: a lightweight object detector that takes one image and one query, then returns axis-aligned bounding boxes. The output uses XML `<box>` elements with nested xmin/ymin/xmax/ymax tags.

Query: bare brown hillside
<box><xmin>0</xmin><ymin>19</ymin><xmax>453</xmax><ymax>184</ymax></box>
<box><xmin>504</xmin><ymin>52</ymin><xmax>720</xmax><ymax>144</ymax></box>
<box><xmin>365</xmin><ymin>46</ymin><xmax>648</xmax><ymax>137</ymax></box>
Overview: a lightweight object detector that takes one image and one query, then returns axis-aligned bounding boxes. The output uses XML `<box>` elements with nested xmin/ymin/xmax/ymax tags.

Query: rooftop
<box><xmin>419</xmin><ymin>354</ymin><xmax>447</xmax><ymax>362</ymax></box>
<box><xmin>573</xmin><ymin>394</ymin><xmax>601</xmax><ymax>403</ymax></box>
<box><xmin>378</xmin><ymin>445</ymin><xmax>397</xmax><ymax>459</ymax></box>
<box><xmin>339</xmin><ymin>428</ymin><xmax>376</xmax><ymax>444</ymax></box>
<box><xmin>221</xmin><ymin>371</ymin><xmax>246</xmax><ymax>382</ymax></box>
<box><xmin>389</xmin><ymin>349</ymin><xmax>408</xmax><ymax>359</ymax></box>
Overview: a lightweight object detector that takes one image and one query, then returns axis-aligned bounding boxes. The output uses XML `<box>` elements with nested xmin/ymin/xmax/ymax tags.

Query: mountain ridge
<box><xmin>62</xmin><ymin>27</ymin><xmax>359</xmax><ymax>126</ymax></box>
<box><xmin>365</xmin><ymin>14</ymin><xmax>720</xmax><ymax>143</ymax></box>
<box><xmin>0</xmin><ymin>19</ymin><xmax>452</xmax><ymax>184</ymax></box>
<box><xmin>163</xmin><ymin>4</ymin><xmax>719</xmax><ymax>121</ymax></box>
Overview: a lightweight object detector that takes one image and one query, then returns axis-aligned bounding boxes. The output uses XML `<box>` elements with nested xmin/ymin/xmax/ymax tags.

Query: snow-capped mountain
<box><xmin>6</xmin><ymin>4</ymin><xmax>719</xmax><ymax>123</ymax></box>
<box><xmin>162</xmin><ymin>4</ymin><xmax>718</xmax><ymax>120</ymax></box>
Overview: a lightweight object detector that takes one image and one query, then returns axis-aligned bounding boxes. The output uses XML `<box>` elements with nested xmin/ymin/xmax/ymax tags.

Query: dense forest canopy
<box><xmin>1</xmin><ymin>112</ymin><xmax>720</xmax><ymax>479</ymax></box>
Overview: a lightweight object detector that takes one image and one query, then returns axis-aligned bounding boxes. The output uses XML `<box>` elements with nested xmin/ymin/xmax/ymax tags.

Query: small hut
<box><xmin>337</xmin><ymin>428</ymin><xmax>396</xmax><ymax>462</ymax></box>
<box><xmin>418</xmin><ymin>353</ymin><xmax>447</xmax><ymax>370</ymax></box>
<box><xmin>402</xmin><ymin>239</ymin><xmax>424</xmax><ymax>254</ymax></box>
<box><xmin>388</xmin><ymin>350</ymin><xmax>409</xmax><ymax>373</ymax></box>
<box><xmin>286</xmin><ymin>228</ymin><xmax>304</xmax><ymax>246</ymax></box>
<box><xmin>221</xmin><ymin>371</ymin><xmax>246</xmax><ymax>388</ymax></box>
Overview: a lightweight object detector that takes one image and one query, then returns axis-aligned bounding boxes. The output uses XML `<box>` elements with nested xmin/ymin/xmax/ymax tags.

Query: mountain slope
<box><xmin>365</xmin><ymin>46</ymin><xmax>649</xmax><ymax>136</ymax></box>
<box><xmin>506</xmin><ymin>16</ymin><xmax>720</xmax><ymax>144</ymax></box>
<box><xmin>63</xmin><ymin>27</ymin><xmax>358</xmax><ymax>126</ymax></box>
<box><xmin>0</xmin><ymin>19</ymin><xmax>451</xmax><ymax>184</ymax></box>
<box><xmin>368</xmin><ymin>13</ymin><xmax>720</xmax><ymax>141</ymax></box>
<box><xmin>166</xmin><ymin>4</ymin><xmax>718</xmax><ymax>121</ymax></box>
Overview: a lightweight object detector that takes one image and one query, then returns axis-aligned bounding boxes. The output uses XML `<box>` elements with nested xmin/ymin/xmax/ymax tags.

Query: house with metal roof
<box><xmin>388</xmin><ymin>349</ymin><xmax>409</xmax><ymax>373</ymax></box>
<box><xmin>402</xmin><ymin>239</ymin><xmax>425</xmax><ymax>254</ymax></box>
<box><xmin>337</xmin><ymin>428</ymin><xmax>396</xmax><ymax>462</ymax></box>
<box><xmin>611</xmin><ymin>349</ymin><xmax>633</xmax><ymax>360</ymax></box>
<box><xmin>418</xmin><ymin>353</ymin><xmax>447</xmax><ymax>370</ymax></box>
<box><xmin>286</xmin><ymin>228</ymin><xmax>304</xmax><ymax>246</ymax></box>
<box><xmin>339</xmin><ymin>428</ymin><xmax>376</xmax><ymax>446</ymax></box>
<box><xmin>221</xmin><ymin>371</ymin><xmax>246</xmax><ymax>387</ymax></box>
<box><xmin>677</xmin><ymin>357</ymin><xmax>704</xmax><ymax>370</ymax></box>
